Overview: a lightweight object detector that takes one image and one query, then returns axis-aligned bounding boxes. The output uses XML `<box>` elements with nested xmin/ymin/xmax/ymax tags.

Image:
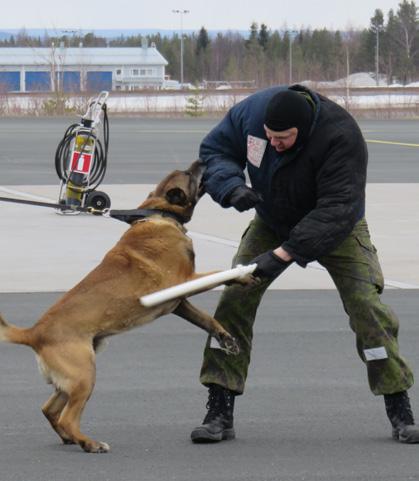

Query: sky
<box><xmin>0</xmin><ymin>0</ymin><xmax>404</xmax><ymax>32</ymax></box>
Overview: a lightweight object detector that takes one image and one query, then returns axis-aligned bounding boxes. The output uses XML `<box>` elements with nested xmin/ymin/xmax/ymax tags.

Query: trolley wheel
<box><xmin>85</xmin><ymin>191</ymin><xmax>111</xmax><ymax>211</ymax></box>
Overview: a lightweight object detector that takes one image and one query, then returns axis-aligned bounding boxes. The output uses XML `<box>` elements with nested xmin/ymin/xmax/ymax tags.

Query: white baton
<box><xmin>139</xmin><ymin>264</ymin><xmax>257</xmax><ymax>307</ymax></box>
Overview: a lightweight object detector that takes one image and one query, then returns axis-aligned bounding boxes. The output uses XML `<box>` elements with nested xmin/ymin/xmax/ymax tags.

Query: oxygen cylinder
<box><xmin>55</xmin><ymin>91</ymin><xmax>110</xmax><ymax>213</ymax></box>
<box><xmin>65</xmin><ymin>131</ymin><xmax>96</xmax><ymax>207</ymax></box>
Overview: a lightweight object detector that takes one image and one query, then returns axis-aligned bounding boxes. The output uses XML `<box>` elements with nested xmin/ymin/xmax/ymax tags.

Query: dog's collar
<box><xmin>109</xmin><ymin>208</ymin><xmax>187</xmax><ymax>226</ymax></box>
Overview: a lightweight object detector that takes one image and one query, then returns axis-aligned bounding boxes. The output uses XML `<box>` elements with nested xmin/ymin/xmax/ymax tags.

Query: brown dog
<box><xmin>0</xmin><ymin>160</ymin><xmax>252</xmax><ymax>453</ymax></box>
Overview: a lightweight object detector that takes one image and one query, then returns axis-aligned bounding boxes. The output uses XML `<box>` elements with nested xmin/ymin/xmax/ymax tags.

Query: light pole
<box><xmin>345</xmin><ymin>43</ymin><xmax>350</xmax><ymax>108</ymax></box>
<box><xmin>372</xmin><ymin>25</ymin><xmax>383</xmax><ymax>86</ymax></box>
<box><xmin>288</xmin><ymin>30</ymin><xmax>298</xmax><ymax>84</ymax></box>
<box><xmin>172</xmin><ymin>9</ymin><xmax>189</xmax><ymax>87</ymax></box>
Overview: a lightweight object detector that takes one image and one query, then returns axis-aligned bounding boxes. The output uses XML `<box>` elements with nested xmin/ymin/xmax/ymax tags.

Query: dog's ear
<box><xmin>165</xmin><ymin>187</ymin><xmax>188</xmax><ymax>206</ymax></box>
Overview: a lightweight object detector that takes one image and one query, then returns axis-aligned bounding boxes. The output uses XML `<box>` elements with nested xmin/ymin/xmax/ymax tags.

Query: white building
<box><xmin>0</xmin><ymin>42</ymin><xmax>168</xmax><ymax>92</ymax></box>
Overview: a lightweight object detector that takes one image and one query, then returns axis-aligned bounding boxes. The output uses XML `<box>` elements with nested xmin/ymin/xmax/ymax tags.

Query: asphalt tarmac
<box><xmin>1</xmin><ymin>290</ymin><xmax>419</xmax><ymax>481</ymax></box>
<box><xmin>1</xmin><ymin>117</ymin><xmax>419</xmax><ymax>480</ymax></box>
<box><xmin>1</xmin><ymin>117</ymin><xmax>419</xmax><ymax>184</ymax></box>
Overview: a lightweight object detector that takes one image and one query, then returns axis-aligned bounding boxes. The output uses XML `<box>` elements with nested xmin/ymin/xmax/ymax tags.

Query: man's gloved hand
<box><xmin>251</xmin><ymin>250</ymin><xmax>292</xmax><ymax>280</ymax></box>
<box><xmin>228</xmin><ymin>185</ymin><xmax>263</xmax><ymax>212</ymax></box>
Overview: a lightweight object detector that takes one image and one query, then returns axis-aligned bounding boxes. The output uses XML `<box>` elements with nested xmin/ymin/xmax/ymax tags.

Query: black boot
<box><xmin>384</xmin><ymin>391</ymin><xmax>419</xmax><ymax>443</ymax></box>
<box><xmin>191</xmin><ymin>384</ymin><xmax>236</xmax><ymax>443</ymax></box>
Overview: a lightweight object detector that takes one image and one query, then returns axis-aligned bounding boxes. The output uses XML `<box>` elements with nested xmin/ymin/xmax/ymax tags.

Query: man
<box><xmin>190</xmin><ymin>84</ymin><xmax>419</xmax><ymax>444</ymax></box>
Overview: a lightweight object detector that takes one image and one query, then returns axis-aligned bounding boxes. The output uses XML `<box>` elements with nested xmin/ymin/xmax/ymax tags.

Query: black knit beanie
<box><xmin>264</xmin><ymin>90</ymin><xmax>314</xmax><ymax>146</ymax></box>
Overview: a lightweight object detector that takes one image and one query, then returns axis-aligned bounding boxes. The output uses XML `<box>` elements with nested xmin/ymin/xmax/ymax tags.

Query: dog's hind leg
<box><xmin>41</xmin><ymin>343</ymin><xmax>109</xmax><ymax>453</ymax></box>
<box><xmin>173</xmin><ymin>299</ymin><xmax>239</xmax><ymax>355</ymax></box>
<box><xmin>57</xmin><ymin>378</ymin><xmax>110</xmax><ymax>454</ymax></box>
<box><xmin>42</xmin><ymin>390</ymin><xmax>74</xmax><ymax>444</ymax></box>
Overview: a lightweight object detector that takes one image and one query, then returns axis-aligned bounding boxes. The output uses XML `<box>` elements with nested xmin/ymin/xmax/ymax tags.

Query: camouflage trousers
<box><xmin>200</xmin><ymin>215</ymin><xmax>414</xmax><ymax>396</ymax></box>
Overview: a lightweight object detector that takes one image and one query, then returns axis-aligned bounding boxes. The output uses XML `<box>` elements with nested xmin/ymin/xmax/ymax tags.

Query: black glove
<box><xmin>251</xmin><ymin>250</ymin><xmax>292</xmax><ymax>280</ymax></box>
<box><xmin>228</xmin><ymin>185</ymin><xmax>263</xmax><ymax>212</ymax></box>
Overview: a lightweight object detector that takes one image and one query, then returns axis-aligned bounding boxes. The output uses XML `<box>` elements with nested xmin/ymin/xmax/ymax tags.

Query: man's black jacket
<box><xmin>199</xmin><ymin>84</ymin><xmax>368</xmax><ymax>267</ymax></box>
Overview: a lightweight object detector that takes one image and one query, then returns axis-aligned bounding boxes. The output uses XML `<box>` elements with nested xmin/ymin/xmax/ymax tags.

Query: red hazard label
<box><xmin>71</xmin><ymin>152</ymin><xmax>93</xmax><ymax>174</ymax></box>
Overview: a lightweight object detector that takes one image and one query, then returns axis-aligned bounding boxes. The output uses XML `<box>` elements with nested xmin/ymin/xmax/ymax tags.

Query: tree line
<box><xmin>1</xmin><ymin>0</ymin><xmax>418</xmax><ymax>87</ymax></box>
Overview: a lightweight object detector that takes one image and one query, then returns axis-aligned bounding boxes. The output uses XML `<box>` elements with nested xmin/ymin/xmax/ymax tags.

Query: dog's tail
<box><xmin>0</xmin><ymin>313</ymin><xmax>32</xmax><ymax>346</ymax></box>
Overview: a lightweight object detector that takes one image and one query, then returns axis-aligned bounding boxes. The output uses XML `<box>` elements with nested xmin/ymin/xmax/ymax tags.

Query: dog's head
<box><xmin>139</xmin><ymin>159</ymin><xmax>206</xmax><ymax>223</ymax></box>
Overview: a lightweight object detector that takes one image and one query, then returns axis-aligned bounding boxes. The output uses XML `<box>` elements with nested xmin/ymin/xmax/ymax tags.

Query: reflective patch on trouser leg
<box><xmin>364</xmin><ymin>346</ymin><xmax>388</xmax><ymax>361</ymax></box>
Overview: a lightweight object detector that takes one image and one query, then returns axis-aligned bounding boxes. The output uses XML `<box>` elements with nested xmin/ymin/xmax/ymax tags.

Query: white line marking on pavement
<box><xmin>365</xmin><ymin>139</ymin><xmax>419</xmax><ymax>148</ymax></box>
<box><xmin>188</xmin><ymin>231</ymin><xmax>239</xmax><ymax>247</ymax></box>
<box><xmin>0</xmin><ymin>186</ymin><xmax>56</xmax><ymax>203</ymax></box>
<box><xmin>1</xmin><ymin>192</ymin><xmax>417</xmax><ymax>290</ymax></box>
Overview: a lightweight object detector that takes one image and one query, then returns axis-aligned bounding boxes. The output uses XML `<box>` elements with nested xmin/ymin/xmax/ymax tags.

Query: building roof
<box><xmin>0</xmin><ymin>47</ymin><xmax>168</xmax><ymax>66</ymax></box>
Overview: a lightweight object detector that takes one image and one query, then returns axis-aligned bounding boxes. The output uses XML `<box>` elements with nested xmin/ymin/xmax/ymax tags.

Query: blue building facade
<box><xmin>86</xmin><ymin>71</ymin><xmax>113</xmax><ymax>92</ymax></box>
<box><xmin>0</xmin><ymin>45</ymin><xmax>168</xmax><ymax>93</ymax></box>
<box><xmin>25</xmin><ymin>72</ymin><xmax>51</xmax><ymax>91</ymax></box>
<box><xmin>0</xmin><ymin>71</ymin><xmax>20</xmax><ymax>91</ymax></box>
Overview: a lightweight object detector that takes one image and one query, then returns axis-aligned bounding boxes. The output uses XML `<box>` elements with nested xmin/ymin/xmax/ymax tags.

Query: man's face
<box><xmin>264</xmin><ymin>125</ymin><xmax>298</xmax><ymax>152</ymax></box>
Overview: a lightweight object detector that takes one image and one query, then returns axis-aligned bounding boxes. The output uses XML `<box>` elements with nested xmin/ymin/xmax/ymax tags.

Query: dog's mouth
<box><xmin>142</xmin><ymin>160</ymin><xmax>206</xmax><ymax>221</ymax></box>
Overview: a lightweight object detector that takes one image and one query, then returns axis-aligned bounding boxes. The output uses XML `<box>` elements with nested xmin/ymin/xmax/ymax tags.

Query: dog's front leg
<box><xmin>173</xmin><ymin>299</ymin><xmax>239</xmax><ymax>355</ymax></box>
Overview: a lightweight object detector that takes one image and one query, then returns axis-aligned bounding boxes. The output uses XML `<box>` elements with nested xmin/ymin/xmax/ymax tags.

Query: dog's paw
<box><xmin>83</xmin><ymin>441</ymin><xmax>110</xmax><ymax>454</ymax></box>
<box><xmin>218</xmin><ymin>333</ymin><xmax>240</xmax><ymax>356</ymax></box>
<box><xmin>95</xmin><ymin>442</ymin><xmax>110</xmax><ymax>453</ymax></box>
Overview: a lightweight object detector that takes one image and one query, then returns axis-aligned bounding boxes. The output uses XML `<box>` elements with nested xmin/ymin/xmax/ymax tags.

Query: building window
<box><xmin>132</xmin><ymin>69</ymin><xmax>139</xmax><ymax>76</ymax></box>
<box><xmin>116</xmin><ymin>69</ymin><xmax>122</xmax><ymax>76</ymax></box>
